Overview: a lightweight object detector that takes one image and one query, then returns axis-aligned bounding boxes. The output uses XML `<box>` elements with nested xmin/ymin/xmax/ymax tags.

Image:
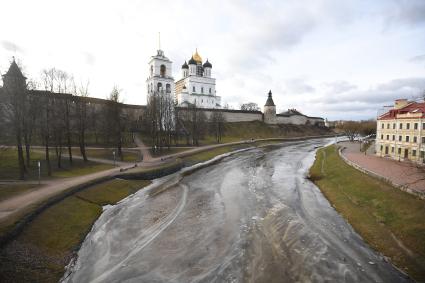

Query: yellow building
<box><xmin>376</xmin><ymin>99</ymin><xmax>425</xmax><ymax>163</ymax></box>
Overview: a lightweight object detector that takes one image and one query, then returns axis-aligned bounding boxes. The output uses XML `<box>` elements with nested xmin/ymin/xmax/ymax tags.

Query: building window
<box><xmin>193</xmin><ymin>86</ymin><xmax>195</xmax><ymax>92</ymax></box>
<box><xmin>160</xmin><ymin>65</ymin><xmax>166</xmax><ymax>77</ymax></box>
<box><xmin>422</xmin><ymin>137</ymin><xmax>425</xmax><ymax>143</ymax></box>
<box><xmin>414</xmin><ymin>136</ymin><xmax>418</xmax><ymax>143</ymax></box>
<box><xmin>392</xmin><ymin>135</ymin><xmax>395</xmax><ymax>141</ymax></box>
<box><xmin>387</xmin><ymin>123</ymin><xmax>390</xmax><ymax>129</ymax></box>
<box><xmin>391</xmin><ymin>147</ymin><xmax>395</xmax><ymax>153</ymax></box>
<box><xmin>381</xmin><ymin>134</ymin><xmax>383</xmax><ymax>140</ymax></box>
<box><xmin>414</xmin><ymin>123</ymin><xmax>418</xmax><ymax>130</ymax></box>
<box><xmin>201</xmin><ymin>87</ymin><xmax>204</xmax><ymax>94</ymax></box>
<box><xmin>166</xmin><ymin>84</ymin><xmax>171</xmax><ymax>93</ymax></box>
<box><xmin>398</xmin><ymin>148</ymin><xmax>401</xmax><ymax>155</ymax></box>
<box><xmin>399</xmin><ymin>135</ymin><xmax>402</xmax><ymax>141</ymax></box>
<box><xmin>393</xmin><ymin>123</ymin><xmax>396</xmax><ymax>129</ymax></box>
<box><xmin>423</xmin><ymin>123</ymin><xmax>425</xmax><ymax>130</ymax></box>
<box><xmin>380</xmin><ymin>145</ymin><xmax>383</xmax><ymax>152</ymax></box>
<box><xmin>209</xmin><ymin>88</ymin><xmax>211</xmax><ymax>94</ymax></box>
<box><xmin>386</xmin><ymin>135</ymin><xmax>389</xmax><ymax>140</ymax></box>
<box><xmin>407</xmin><ymin>123</ymin><xmax>410</xmax><ymax>130</ymax></box>
<box><xmin>413</xmin><ymin>150</ymin><xmax>417</xmax><ymax>157</ymax></box>
<box><xmin>399</xmin><ymin>123</ymin><xmax>403</xmax><ymax>129</ymax></box>
<box><xmin>381</xmin><ymin>123</ymin><xmax>384</xmax><ymax>129</ymax></box>
<box><xmin>157</xmin><ymin>82</ymin><xmax>162</xmax><ymax>91</ymax></box>
<box><xmin>406</xmin><ymin>136</ymin><xmax>410</xmax><ymax>142</ymax></box>
<box><xmin>421</xmin><ymin>151</ymin><xmax>425</xmax><ymax>159</ymax></box>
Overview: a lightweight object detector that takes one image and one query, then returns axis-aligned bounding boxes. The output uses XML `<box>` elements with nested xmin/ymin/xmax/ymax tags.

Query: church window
<box><xmin>166</xmin><ymin>84</ymin><xmax>171</xmax><ymax>93</ymax></box>
<box><xmin>157</xmin><ymin>82</ymin><xmax>162</xmax><ymax>92</ymax></box>
<box><xmin>193</xmin><ymin>86</ymin><xmax>195</xmax><ymax>93</ymax></box>
<box><xmin>160</xmin><ymin>65</ymin><xmax>166</xmax><ymax>77</ymax></box>
<box><xmin>209</xmin><ymin>88</ymin><xmax>211</xmax><ymax>94</ymax></box>
<box><xmin>201</xmin><ymin>87</ymin><xmax>204</xmax><ymax>94</ymax></box>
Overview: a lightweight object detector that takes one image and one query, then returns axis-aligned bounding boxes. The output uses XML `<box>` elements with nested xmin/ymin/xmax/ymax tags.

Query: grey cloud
<box><xmin>324</xmin><ymin>80</ymin><xmax>357</xmax><ymax>94</ymax></box>
<box><xmin>284</xmin><ymin>78</ymin><xmax>315</xmax><ymax>94</ymax></box>
<box><xmin>313</xmin><ymin>77</ymin><xmax>425</xmax><ymax>105</ymax></box>
<box><xmin>1</xmin><ymin>40</ymin><xmax>23</xmax><ymax>53</ymax></box>
<box><xmin>409</xmin><ymin>54</ymin><xmax>425</xmax><ymax>63</ymax></box>
<box><xmin>388</xmin><ymin>0</ymin><xmax>425</xmax><ymax>25</ymax></box>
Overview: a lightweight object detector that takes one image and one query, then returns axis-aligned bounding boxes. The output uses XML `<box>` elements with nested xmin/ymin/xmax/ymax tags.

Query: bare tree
<box><xmin>146</xmin><ymin>89</ymin><xmax>175</xmax><ymax>151</ymax></box>
<box><xmin>74</xmin><ymin>80</ymin><xmax>89</xmax><ymax>162</ymax></box>
<box><xmin>57</xmin><ymin>71</ymin><xmax>73</xmax><ymax>164</ymax></box>
<box><xmin>240</xmin><ymin>102</ymin><xmax>260</xmax><ymax>111</ymax></box>
<box><xmin>209</xmin><ymin>110</ymin><xmax>226</xmax><ymax>143</ymax></box>
<box><xmin>105</xmin><ymin>86</ymin><xmax>125</xmax><ymax>160</ymax></box>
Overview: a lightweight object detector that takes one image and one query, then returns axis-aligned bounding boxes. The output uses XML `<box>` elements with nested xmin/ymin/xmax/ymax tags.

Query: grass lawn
<box><xmin>310</xmin><ymin>145</ymin><xmax>425</xmax><ymax>281</ymax></box>
<box><xmin>140</xmin><ymin>121</ymin><xmax>331</xmax><ymax>147</ymax></box>
<box><xmin>0</xmin><ymin>178</ymin><xmax>150</xmax><ymax>283</ymax></box>
<box><xmin>0</xmin><ymin>184</ymin><xmax>41</xmax><ymax>202</ymax></box>
<box><xmin>0</xmin><ymin>148</ymin><xmax>113</xmax><ymax>180</ymax></box>
<box><xmin>71</xmin><ymin>148</ymin><xmax>141</xmax><ymax>162</ymax></box>
<box><xmin>150</xmin><ymin>147</ymin><xmax>190</xmax><ymax>158</ymax></box>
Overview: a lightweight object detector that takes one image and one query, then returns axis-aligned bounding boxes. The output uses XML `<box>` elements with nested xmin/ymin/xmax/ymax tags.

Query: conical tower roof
<box><xmin>4</xmin><ymin>58</ymin><xmax>26</xmax><ymax>79</ymax></box>
<box><xmin>264</xmin><ymin>90</ymin><xmax>275</xmax><ymax>106</ymax></box>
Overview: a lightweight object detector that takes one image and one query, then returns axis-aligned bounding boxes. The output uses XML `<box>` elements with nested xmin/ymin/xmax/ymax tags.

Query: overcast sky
<box><xmin>1</xmin><ymin>0</ymin><xmax>424</xmax><ymax>120</ymax></box>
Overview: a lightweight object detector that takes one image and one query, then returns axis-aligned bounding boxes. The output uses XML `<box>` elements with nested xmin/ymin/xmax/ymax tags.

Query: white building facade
<box><xmin>175</xmin><ymin>50</ymin><xmax>221</xmax><ymax>108</ymax></box>
<box><xmin>146</xmin><ymin>49</ymin><xmax>174</xmax><ymax>97</ymax></box>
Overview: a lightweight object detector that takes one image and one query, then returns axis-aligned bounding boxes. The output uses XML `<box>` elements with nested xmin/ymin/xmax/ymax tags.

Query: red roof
<box><xmin>378</xmin><ymin>101</ymin><xmax>425</xmax><ymax>120</ymax></box>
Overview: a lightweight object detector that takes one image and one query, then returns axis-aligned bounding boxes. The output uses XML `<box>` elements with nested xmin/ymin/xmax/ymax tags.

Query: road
<box><xmin>64</xmin><ymin>139</ymin><xmax>409</xmax><ymax>283</ymax></box>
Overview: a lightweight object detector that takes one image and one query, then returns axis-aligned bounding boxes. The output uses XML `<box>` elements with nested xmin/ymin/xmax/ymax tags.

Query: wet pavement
<box><xmin>63</xmin><ymin>139</ymin><xmax>410</xmax><ymax>283</ymax></box>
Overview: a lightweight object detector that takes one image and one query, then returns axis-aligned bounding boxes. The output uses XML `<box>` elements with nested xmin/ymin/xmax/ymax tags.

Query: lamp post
<box><xmin>113</xmin><ymin>151</ymin><xmax>116</xmax><ymax>166</ymax></box>
<box><xmin>37</xmin><ymin>161</ymin><xmax>41</xmax><ymax>185</ymax></box>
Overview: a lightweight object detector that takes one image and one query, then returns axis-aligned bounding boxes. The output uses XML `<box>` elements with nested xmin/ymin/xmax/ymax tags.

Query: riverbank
<box><xmin>0</xmin><ymin>179</ymin><xmax>151</xmax><ymax>282</ymax></box>
<box><xmin>309</xmin><ymin>145</ymin><xmax>425</xmax><ymax>281</ymax></box>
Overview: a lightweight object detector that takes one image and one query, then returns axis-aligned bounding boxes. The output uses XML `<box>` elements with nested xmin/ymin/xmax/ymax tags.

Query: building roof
<box><xmin>193</xmin><ymin>49</ymin><xmax>202</xmax><ymax>64</ymax></box>
<box><xmin>182</xmin><ymin>61</ymin><xmax>189</xmax><ymax>69</ymax></box>
<box><xmin>378</xmin><ymin>101</ymin><xmax>425</xmax><ymax>120</ymax></box>
<box><xmin>4</xmin><ymin>58</ymin><xmax>26</xmax><ymax>79</ymax></box>
<box><xmin>280</xmin><ymin>108</ymin><xmax>303</xmax><ymax>116</ymax></box>
<box><xmin>203</xmin><ymin>59</ymin><xmax>212</xmax><ymax>68</ymax></box>
<box><xmin>188</xmin><ymin>56</ymin><xmax>197</xmax><ymax>65</ymax></box>
<box><xmin>264</xmin><ymin>90</ymin><xmax>275</xmax><ymax>106</ymax></box>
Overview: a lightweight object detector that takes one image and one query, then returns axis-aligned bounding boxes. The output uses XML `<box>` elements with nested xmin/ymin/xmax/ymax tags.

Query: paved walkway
<box><xmin>133</xmin><ymin>134</ymin><xmax>154</xmax><ymax>162</ymax></box>
<box><xmin>339</xmin><ymin>141</ymin><xmax>425</xmax><ymax>196</ymax></box>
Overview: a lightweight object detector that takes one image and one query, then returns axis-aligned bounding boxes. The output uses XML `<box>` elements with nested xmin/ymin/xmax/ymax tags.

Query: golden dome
<box><xmin>193</xmin><ymin>49</ymin><xmax>202</xmax><ymax>63</ymax></box>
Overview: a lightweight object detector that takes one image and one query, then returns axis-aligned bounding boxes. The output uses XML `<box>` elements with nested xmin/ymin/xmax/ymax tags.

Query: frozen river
<box><xmin>64</xmin><ymin>139</ymin><xmax>409</xmax><ymax>282</ymax></box>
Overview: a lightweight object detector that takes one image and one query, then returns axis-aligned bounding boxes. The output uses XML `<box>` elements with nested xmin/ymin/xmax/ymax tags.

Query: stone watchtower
<box><xmin>2</xmin><ymin>57</ymin><xmax>27</xmax><ymax>95</ymax></box>
<box><xmin>263</xmin><ymin>90</ymin><xmax>276</xmax><ymax>124</ymax></box>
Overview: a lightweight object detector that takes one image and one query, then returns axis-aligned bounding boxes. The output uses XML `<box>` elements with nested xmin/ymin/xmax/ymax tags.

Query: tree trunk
<box><xmin>16</xmin><ymin>131</ymin><xmax>25</xmax><ymax>180</ymax></box>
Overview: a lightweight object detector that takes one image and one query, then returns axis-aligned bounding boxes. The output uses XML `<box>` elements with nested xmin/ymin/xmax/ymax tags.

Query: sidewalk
<box><xmin>339</xmin><ymin>141</ymin><xmax>425</xmax><ymax>197</ymax></box>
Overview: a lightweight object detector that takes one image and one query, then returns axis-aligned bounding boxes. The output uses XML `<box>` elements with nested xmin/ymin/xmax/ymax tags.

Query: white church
<box><xmin>146</xmin><ymin>48</ymin><xmax>221</xmax><ymax>109</ymax></box>
<box><xmin>145</xmin><ymin>47</ymin><xmax>324</xmax><ymax>126</ymax></box>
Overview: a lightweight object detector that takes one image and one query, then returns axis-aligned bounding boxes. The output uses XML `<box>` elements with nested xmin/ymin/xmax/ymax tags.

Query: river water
<box><xmin>64</xmin><ymin>139</ymin><xmax>409</xmax><ymax>283</ymax></box>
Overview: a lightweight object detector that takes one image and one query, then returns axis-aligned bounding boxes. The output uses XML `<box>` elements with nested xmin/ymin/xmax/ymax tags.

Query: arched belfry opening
<box><xmin>160</xmin><ymin>65</ymin><xmax>166</xmax><ymax>77</ymax></box>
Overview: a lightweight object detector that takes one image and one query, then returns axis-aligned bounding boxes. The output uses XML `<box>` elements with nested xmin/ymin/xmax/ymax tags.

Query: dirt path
<box><xmin>133</xmin><ymin>134</ymin><xmax>154</xmax><ymax>162</ymax></box>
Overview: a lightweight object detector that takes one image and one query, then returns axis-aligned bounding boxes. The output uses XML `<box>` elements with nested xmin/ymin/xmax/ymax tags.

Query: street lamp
<box><xmin>113</xmin><ymin>151</ymin><xmax>116</xmax><ymax>166</ymax></box>
<box><xmin>37</xmin><ymin>161</ymin><xmax>41</xmax><ymax>185</ymax></box>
